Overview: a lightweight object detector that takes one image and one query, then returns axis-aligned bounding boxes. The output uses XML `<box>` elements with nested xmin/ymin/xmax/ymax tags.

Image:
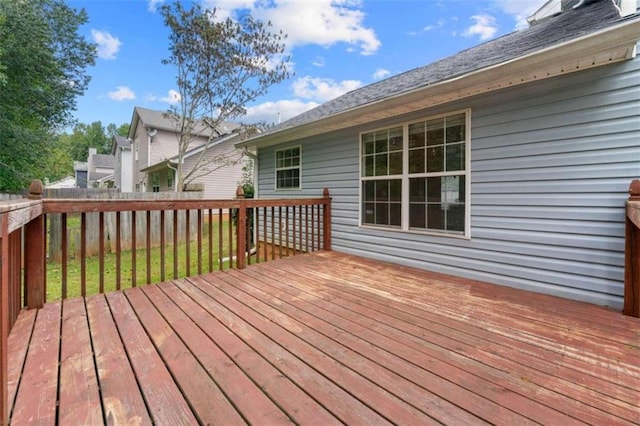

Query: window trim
<box><xmin>274</xmin><ymin>145</ymin><xmax>302</xmax><ymax>191</ymax></box>
<box><xmin>358</xmin><ymin>108</ymin><xmax>471</xmax><ymax>239</ymax></box>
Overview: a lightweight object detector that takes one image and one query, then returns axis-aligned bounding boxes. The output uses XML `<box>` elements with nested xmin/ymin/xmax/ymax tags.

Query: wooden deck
<box><xmin>7</xmin><ymin>251</ymin><xmax>640</xmax><ymax>425</ymax></box>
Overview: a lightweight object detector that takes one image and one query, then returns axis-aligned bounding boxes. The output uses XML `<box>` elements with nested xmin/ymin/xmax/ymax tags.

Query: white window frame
<box><xmin>274</xmin><ymin>145</ymin><xmax>302</xmax><ymax>190</ymax></box>
<box><xmin>359</xmin><ymin>108</ymin><xmax>471</xmax><ymax>239</ymax></box>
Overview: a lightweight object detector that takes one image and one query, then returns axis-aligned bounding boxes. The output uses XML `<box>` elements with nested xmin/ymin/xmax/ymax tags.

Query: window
<box><xmin>151</xmin><ymin>173</ymin><xmax>160</xmax><ymax>193</ymax></box>
<box><xmin>167</xmin><ymin>170</ymin><xmax>174</xmax><ymax>189</ymax></box>
<box><xmin>360</xmin><ymin>110</ymin><xmax>470</xmax><ymax>237</ymax></box>
<box><xmin>275</xmin><ymin>146</ymin><xmax>301</xmax><ymax>189</ymax></box>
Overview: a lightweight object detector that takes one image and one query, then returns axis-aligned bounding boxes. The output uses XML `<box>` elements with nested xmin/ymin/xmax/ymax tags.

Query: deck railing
<box><xmin>0</xmin><ymin>180</ymin><xmax>331</xmax><ymax>423</ymax></box>
<box><xmin>624</xmin><ymin>179</ymin><xmax>640</xmax><ymax>317</ymax></box>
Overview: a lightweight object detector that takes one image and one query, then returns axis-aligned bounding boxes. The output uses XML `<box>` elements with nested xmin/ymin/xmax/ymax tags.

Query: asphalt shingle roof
<box><xmin>264</xmin><ymin>0</ymin><xmax>628</xmax><ymax>136</ymax></box>
<box><xmin>92</xmin><ymin>154</ymin><xmax>115</xmax><ymax>168</ymax></box>
<box><xmin>113</xmin><ymin>135</ymin><xmax>131</xmax><ymax>149</ymax></box>
<box><xmin>133</xmin><ymin>106</ymin><xmax>241</xmax><ymax>137</ymax></box>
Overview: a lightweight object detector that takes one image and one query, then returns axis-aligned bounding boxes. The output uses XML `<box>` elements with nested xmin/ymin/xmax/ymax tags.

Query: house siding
<box><xmin>256</xmin><ymin>56</ymin><xmax>640</xmax><ymax>309</ymax></box>
<box><xmin>181</xmin><ymin>138</ymin><xmax>247</xmax><ymax>199</ymax></box>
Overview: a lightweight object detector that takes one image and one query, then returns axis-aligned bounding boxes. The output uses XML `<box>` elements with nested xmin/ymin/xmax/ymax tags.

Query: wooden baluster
<box><xmin>99</xmin><ymin>212</ymin><xmax>105</xmax><ymax>293</ymax></box>
<box><xmin>311</xmin><ymin>205</ymin><xmax>315</xmax><ymax>252</ymax></box>
<box><xmin>131</xmin><ymin>211</ymin><xmax>136</xmax><ymax>287</ymax></box>
<box><xmin>278</xmin><ymin>206</ymin><xmax>282</xmax><ymax>259</ymax></box>
<box><xmin>81</xmin><ymin>212</ymin><xmax>87</xmax><ymax>296</ymax></box>
<box><xmin>116</xmin><ymin>212</ymin><xmax>121</xmax><ymax>291</ymax></box>
<box><xmin>271</xmin><ymin>206</ymin><xmax>275</xmax><ymax>261</ymax></box>
<box><xmin>146</xmin><ymin>210</ymin><xmax>151</xmax><ymax>284</ymax></box>
<box><xmin>255</xmin><ymin>207</ymin><xmax>260</xmax><ymax>263</ymax></box>
<box><xmin>208</xmin><ymin>209</ymin><xmax>213</xmax><ymax>272</ymax></box>
<box><xmin>263</xmin><ymin>207</ymin><xmax>267</xmax><ymax>263</ymax></box>
<box><xmin>292</xmin><ymin>206</ymin><xmax>297</xmax><ymax>256</ymax></box>
<box><xmin>236</xmin><ymin>186</ymin><xmax>246</xmax><ymax>269</ymax></box>
<box><xmin>285</xmin><ymin>206</ymin><xmax>290</xmax><ymax>257</ymax></box>
<box><xmin>246</xmin><ymin>207</ymin><xmax>252</xmax><ymax>266</ymax></box>
<box><xmin>304</xmin><ymin>205</ymin><xmax>309</xmax><ymax>253</ymax></box>
<box><xmin>160</xmin><ymin>210</ymin><xmax>165</xmax><ymax>282</ymax></box>
<box><xmin>218</xmin><ymin>209</ymin><xmax>223</xmax><ymax>271</ymax></box>
<box><xmin>298</xmin><ymin>205</ymin><xmax>303</xmax><ymax>255</ymax></box>
<box><xmin>228</xmin><ymin>208</ymin><xmax>233</xmax><ymax>269</ymax></box>
<box><xmin>197</xmin><ymin>209</ymin><xmax>203</xmax><ymax>275</ymax></box>
<box><xmin>186</xmin><ymin>209</ymin><xmax>191</xmax><ymax>277</ymax></box>
<box><xmin>61</xmin><ymin>213</ymin><xmax>68</xmax><ymax>299</ymax></box>
<box><xmin>173</xmin><ymin>210</ymin><xmax>178</xmax><ymax>279</ymax></box>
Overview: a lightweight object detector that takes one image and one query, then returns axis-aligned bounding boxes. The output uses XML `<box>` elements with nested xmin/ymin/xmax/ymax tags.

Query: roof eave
<box><xmin>238</xmin><ymin>17</ymin><xmax>640</xmax><ymax>149</ymax></box>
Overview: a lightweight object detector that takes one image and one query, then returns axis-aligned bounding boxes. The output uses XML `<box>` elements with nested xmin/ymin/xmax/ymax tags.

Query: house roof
<box><xmin>129</xmin><ymin>106</ymin><xmax>241</xmax><ymax>139</ymax></box>
<box><xmin>92</xmin><ymin>154</ymin><xmax>115</xmax><ymax>169</ymax></box>
<box><xmin>111</xmin><ymin>135</ymin><xmax>131</xmax><ymax>152</ymax></box>
<box><xmin>239</xmin><ymin>0</ymin><xmax>640</xmax><ymax>148</ymax></box>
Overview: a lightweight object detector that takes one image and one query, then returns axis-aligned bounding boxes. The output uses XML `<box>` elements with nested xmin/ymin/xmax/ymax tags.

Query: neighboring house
<box><xmin>87</xmin><ymin>148</ymin><xmax>115</xmax><ymax>188</ymax></box>
<box><xmin>73</xmin><ymin>161</ymin><xmax>87</xmax><ymax>189</ymax></box>
<box><xmin>128</xmin><ymin>106</ymin><xmax>246</xmax><ymax>197</ymax></box>
<box><xmin>141</xmin><ymin>132</ymin><xmax>247</xmax><ymax>198</ymax></box>
<box><xmin>238</xmin><ymin>0</ymin><xmax>640</xmax><ymax>309</ymax></box>
<box><xmin>111</xmin><ymin>135</ymin><xmax>133</xmax><ymax>192</ymax></box>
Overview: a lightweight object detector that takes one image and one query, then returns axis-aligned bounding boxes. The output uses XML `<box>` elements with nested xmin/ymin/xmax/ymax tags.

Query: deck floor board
<box><xmin>259</xmin><ymin>257</ymin><xmax>640</xmax><ymax>419</ymax></box>
<box><xmin>7</xmin><ymin>251</ymin><xmax>640</xmax><ymax>425</ymax></box>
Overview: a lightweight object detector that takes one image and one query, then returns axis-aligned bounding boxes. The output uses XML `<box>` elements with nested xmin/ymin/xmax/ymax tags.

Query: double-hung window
<box><xmin>275</xmin><ymin>146</ymin><xmax>301</xmax><ymax>189</ymax></box>
<box><xmin>360</xmin><ymin>110</ymin><xmax>470</xmax><ymax>237</ymax></box>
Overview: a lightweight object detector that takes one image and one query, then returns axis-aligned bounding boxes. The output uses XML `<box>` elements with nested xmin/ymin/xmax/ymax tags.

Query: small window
<box><xmin>275</xmin><ymin>146</ymin><xmax>301</xmax><ymax>189</ymax></box>
<box><xmin>167</xmin><ymin>170</ymin><xmax>174</xmax><ymax>189</ymax></box>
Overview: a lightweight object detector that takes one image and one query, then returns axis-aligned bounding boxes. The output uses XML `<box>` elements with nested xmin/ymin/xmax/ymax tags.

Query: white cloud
<box><xmin>292</xmin><ymin>76</ymin><xmax>362</xmax><ymax>102</ymax></box>
<box><xmin>146</xmin><ymin>89</ymin><xmax>182</xmax><ymax>104</ymax></box>
<box><xmin>203</xmin><ymin>0</ymin><xmax>381</xmax><ymax>55</ymax></box>
<box><xmin>108</xmin><ymin>86</ymin><xmax>136</xmax><ymax>101</ymax></box>
<box><xmin>312</xmin><ymin>56</ymin><xmax>326</xmax><ymax>67</ymax></box>
<box><xmin>244</xmin><ymin>99</ymin><xmax>319</xmax><ymax>124</ymax></box>
<box><xmin>148</xmin><ymin>0</ymin><xmax>165</xmax><ymax>12</ymax></box>
<box><xmin>91</xmin><ymin>30</ymin><xmax>122</xmax><ymax>60</ymax></box>
<box><xmin>492</xmin><ymin>0</ymin><xmax>543</xmax><ymax>29</ymax></box>
<box><xmin>372</xmin><ymin>68</ymin><xmax>390</xmax><ymax>80</ymax></box>
<box><xmin>160</xmin><ymin>89</ymin><xmax>181</xmax><ymax>104</ymax></box>
<box><xmin>462</xmin><ymin>14</ymin><xmax>497</xmax><ymax>41</ymax></box>
<box><xmin>424</xmin><ymin>18</ymin><xmax>446</xmax><ymax>32</ymax></box>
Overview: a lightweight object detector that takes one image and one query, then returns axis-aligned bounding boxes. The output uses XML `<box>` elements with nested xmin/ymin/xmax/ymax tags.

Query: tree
<box><xmin>48</xmin><ymin>121</ymin><xmax>129</xmax><ymax>182</ymax></box>
<box><xmin>160</xmin><ymin>1</ymin><xmax>291</xmax><ymax>191</ymax></box>
<box><xmin>0</xmin><ymin>0</ymin><xmax>95</xmax><ymax>191</ymax></box>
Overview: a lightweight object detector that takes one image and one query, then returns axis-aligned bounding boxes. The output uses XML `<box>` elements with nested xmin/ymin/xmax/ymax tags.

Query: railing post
<box><xmin>24</xmin><ymin>180</ymin><xmax>45</xmax><ymax>309</ymax></box>
<box><xmin>0</xmin><ymin>212</ymin><xmax>9</xmax><ymax>424</ymax></box>
<box><xmin>236</xmin><ymin>186</ymin><xmax>247</xmax><ymax>269</ymax></box>
<box><xmin>323</xmin><ymin>188</ymin><xmax>332</xmax><ymax>251</ymax></box>
<box><xmin>624</xmin><ymin>180</ymin><xmax>640</xmax><ymax>317</ymax></box>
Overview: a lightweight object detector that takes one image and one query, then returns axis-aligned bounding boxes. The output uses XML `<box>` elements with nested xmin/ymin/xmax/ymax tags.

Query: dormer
<box><xmin>528</xmin><ymin>0</ymin><xmax>637</xmax><ymax>25</ymax></box>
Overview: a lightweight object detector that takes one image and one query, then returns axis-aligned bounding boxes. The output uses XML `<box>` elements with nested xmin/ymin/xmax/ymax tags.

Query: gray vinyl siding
<box><xmin>256</xmin><ymin>56</ymin><xmax>640</xmax><ymax>309</ymax></box>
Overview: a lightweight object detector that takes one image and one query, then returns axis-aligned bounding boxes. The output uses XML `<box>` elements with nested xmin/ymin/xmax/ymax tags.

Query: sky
<box><xmin>68</xmin><ymin>0</ymin><xmax>548</xmax><ymax>129</ymax></box>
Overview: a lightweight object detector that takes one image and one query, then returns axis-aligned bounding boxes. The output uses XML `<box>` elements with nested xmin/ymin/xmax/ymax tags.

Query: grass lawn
<box><xmin>46</xmin><ymin>218</ymin><xmax>236</xmax><ymax>300</ymax></box>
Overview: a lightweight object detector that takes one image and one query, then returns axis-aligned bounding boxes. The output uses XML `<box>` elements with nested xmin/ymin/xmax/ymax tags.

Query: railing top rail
<box><xmin>42</xmin><ymin>196</ymin><xmax>329</xmax><ymax>214</ymax></box>
<box><xmin>0</xmin><ymin>200</ymin><xmax>43</xmax><ymax>235</ymax></box>
<box><xmin>0</xmin><ymin>199</ymin><xmax>41</xmax><ymax>214</ymax></box>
